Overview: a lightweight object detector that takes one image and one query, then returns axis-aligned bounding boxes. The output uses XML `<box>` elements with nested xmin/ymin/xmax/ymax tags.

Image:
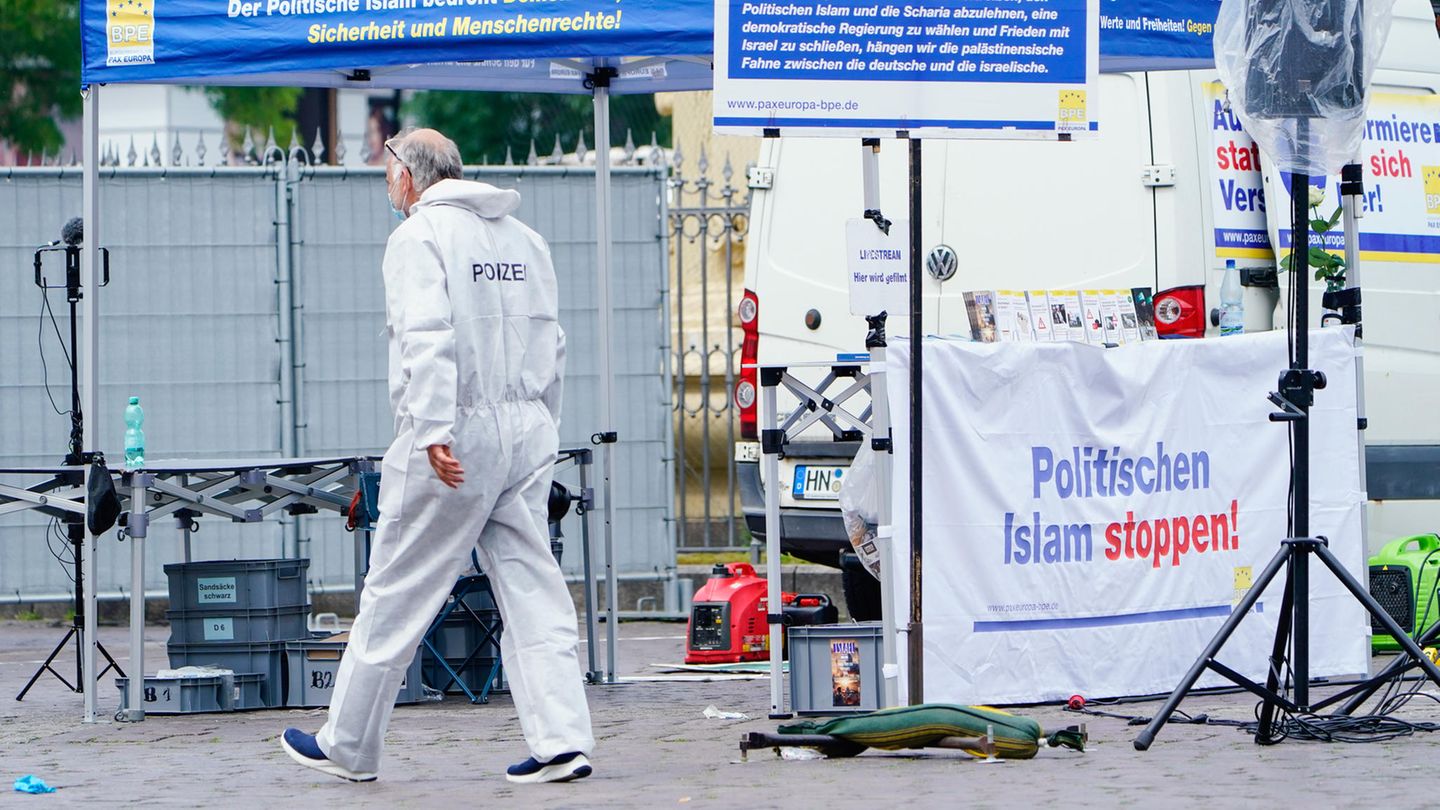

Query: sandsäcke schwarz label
<box><xmin>196</xmin><ymin>576</ymin><xmax>238</xmax><ymax>604</ymax></box>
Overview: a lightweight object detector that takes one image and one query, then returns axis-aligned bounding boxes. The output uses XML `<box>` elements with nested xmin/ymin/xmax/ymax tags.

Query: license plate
<box><xmin>792</xmin><ymin>465</ymin><xmax>846</xmax><ymax>500</ymax></box>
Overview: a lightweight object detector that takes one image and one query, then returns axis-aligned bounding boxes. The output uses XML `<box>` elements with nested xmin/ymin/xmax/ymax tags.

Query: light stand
<box><xmin>16</xmin><ymin>231</ymin><xmax>122</xmax><ymax>701</ymax></box>
<box><xmin>1135</xmin><ymin>120</ymin><xmax>1440</xmax><ymax>748</ymax></box>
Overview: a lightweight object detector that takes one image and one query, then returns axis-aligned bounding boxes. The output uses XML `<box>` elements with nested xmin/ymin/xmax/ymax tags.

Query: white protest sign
<box><xmin>1207</xmin><ymin>84</ymin><xmax>1440</xmax><ymax>265</ymax></box>
<box><xmin>886</xmin><ymin>330</ymin><xmax>1366</xmax><ymax>703</ymax></box>
<box><xmin>713</xmin><ymin>0</ymin><xmax>1101</xmax><ymax>139</ymax></box>
<box><xmin>846</xmin><ymin>218</ymin><xmax>910</xmax><ymax>316</ymax></box>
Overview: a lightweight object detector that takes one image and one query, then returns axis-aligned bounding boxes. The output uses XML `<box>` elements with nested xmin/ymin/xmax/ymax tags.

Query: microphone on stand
<box><xmin>61</xmin><ymin>217</ymin><xmax>84</xmax><ymax>247</ymax></box>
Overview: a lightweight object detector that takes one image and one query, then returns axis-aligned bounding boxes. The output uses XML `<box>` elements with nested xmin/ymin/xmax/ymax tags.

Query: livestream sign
<box><xmin>1207</xmin><ymin>83</ymin><xmax>1440</xmax><ymax>265</ymax></box>
<box><xmin>886</xmin><ymin>330</ymin><xmax>1366</xmax><ymax>703</ymax></box>
<box><xmin>713</xmin><ymin>0</ymin><xmax>1100</xmax><ymax>139</ymax></box>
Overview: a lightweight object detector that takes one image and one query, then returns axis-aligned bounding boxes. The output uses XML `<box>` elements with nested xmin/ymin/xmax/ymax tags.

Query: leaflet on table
<box><xmin>1026</xmin><ymin>291</ymin><xmax>1054</xmax><ymax>342</ymax></box>
<box><xmin>963</xmin><ymin>288</ymin><xmax>1156</xmax><ymax>343</ymax></box>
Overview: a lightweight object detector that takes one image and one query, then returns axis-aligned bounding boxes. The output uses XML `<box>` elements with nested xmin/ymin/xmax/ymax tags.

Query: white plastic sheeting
<box><xmin>1214</xmin><ymin>0</ymin><xmax>1397</xmax><ymax>175</ymax></box>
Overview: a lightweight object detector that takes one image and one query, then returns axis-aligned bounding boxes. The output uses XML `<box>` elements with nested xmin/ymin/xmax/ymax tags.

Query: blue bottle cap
<box><xmin>128</xmin><ymin>396</ymin><xmax>139</xmax><ymax>404</ymax></box>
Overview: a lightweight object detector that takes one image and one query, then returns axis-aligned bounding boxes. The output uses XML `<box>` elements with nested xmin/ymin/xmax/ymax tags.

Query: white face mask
<box><xmin>387</xmin><ymin>161</ymin><xmax>409</xmax><ymax>221</ymax></box>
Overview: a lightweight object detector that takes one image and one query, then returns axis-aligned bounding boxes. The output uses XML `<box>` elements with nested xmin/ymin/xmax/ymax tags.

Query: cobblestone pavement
<box><xmin>3</xmin><ymin>619</ymin><xmax>1438</xmax><ymax>808</ymax></box>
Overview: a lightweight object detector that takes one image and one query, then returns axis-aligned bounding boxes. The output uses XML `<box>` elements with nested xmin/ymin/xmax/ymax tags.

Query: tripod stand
<box><xmin>15</xmin><ymin>233</ymin><xmax>123</xmax><ymax>701</ymax></box>
<box><xmin>1134</xmin><ymin>155</ymin><xmax>1440</xmax><ymax>748</ymax></box>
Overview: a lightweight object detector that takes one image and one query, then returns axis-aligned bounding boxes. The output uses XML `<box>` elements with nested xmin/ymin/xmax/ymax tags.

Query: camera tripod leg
<box><xmin>1333</xmin><ymin>618</ymin><xmax>1440</xmax><ymax>716</ymax></box>
<box><xmin>1307</xmin><ymin>543</ymin><xmax>1440</xmax><ymax>711</ymax></box>
<box><xmin>1254</xmin><ymin>555</ymin><xmax>1298</xmax><ymax>740</ymax></box>
<box><xmin>1134</xmin><ymin>542</ymin><xmax>1291</xmax><ymax>750</ymax></box>
<box><xmin>15</xmin><ymin>623</ymin><xmax>126</xmax><ymax>702</ymax></box>
<box><xmin>16</xmin><ymin>626</ymin><xmax>80</xmax><ymax>700</ymax></box>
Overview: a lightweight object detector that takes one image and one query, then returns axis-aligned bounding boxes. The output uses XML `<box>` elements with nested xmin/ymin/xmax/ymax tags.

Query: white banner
<box><xmin>887</xmin><ymin>330</ymin><xmax>1366</xmax><ymax>703</ymax></box>
<box><xmin>1205</xmin><ymin>82</ymin><xmax>1440</xmax><ymax>265</ymax></box>
<box><xmin>712</xmin><ymin>0</ymin><xmax>1101</xmax><ymax>139</ymax></box>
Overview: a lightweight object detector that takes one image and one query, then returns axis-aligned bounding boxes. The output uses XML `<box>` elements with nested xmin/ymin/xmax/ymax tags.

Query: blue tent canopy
<box><xmin>81</xmin><ymin>0</ymin><xmax>1221</xmax><ymax>91</ymax></box>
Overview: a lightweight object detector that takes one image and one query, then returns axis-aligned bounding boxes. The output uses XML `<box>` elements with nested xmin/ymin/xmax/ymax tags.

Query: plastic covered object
<box><xmin>1213</xmin><ymin>0</ymin><xmax>1395</xmax><ymax>175</ymax></box>
<box><xmin>837</xmin><ymin>444</ymin><xmax>881</xmax><ymax>580</ymax></box>
<box><xmin>13</xmin><ymin>775</ymin><xmax>56</xmax><ymax>794</ymax></box>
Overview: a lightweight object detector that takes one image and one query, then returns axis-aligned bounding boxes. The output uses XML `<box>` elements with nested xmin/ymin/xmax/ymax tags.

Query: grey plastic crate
<box><xmin>116</xmin><ymin>674</ymin><xmax>228</xmax><ymax>715</ymax></box>
<box><xmin>285</xmin><ymin>635</ymin><xmax>425</xmax><ymax>708</ymax></box>
<box><xmin>167</xmin><ymin>640</ymin><xmax>285</xmax><ymax>708</ymax></box>
<box><xmin>167</xmin><ymin>604</ymin><xmax>310</xmax><ymax>645</ymax></box>
<box><xmin>164</xmin><ymin>558</ymin><xmax>309</xmax><ymax>612</ymax></box>
<box><xmin>227</xmin><ymin>672</ymin><xmax>269</xmax><ymax>711</ymax></box>
<box><xmin>788</xmin><ymin>622</ymin><xmax>885</xmax><ymax>716</ymax></box>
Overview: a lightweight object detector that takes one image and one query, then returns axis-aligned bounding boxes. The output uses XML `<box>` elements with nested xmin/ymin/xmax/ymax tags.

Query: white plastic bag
<box><xmin>1214</xmin><ymin>0</ymin><xmax>1396</xmax><ymax>176</ymax></box>
<box><xmin>838</xmin><ymin>444</ymin><xmax>882</xmax><ymax>580</ymax></box>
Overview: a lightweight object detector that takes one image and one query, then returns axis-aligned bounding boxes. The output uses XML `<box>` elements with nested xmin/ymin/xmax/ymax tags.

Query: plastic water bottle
<box><xmin>1219</xmin><ymin>260</ymin><xmax>1244</xmax><ymax>337</ymax></box>
<box><xmin>124</xmin><ymin>396</ymin><xmax>145</xmax><ymax>469</ymax></box>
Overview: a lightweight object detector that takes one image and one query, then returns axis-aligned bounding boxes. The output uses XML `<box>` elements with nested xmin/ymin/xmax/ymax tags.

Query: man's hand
<box><xmin>427</xmin><ymin>444</ymin><xmax>465</xmax><ymax>489</ymax></box>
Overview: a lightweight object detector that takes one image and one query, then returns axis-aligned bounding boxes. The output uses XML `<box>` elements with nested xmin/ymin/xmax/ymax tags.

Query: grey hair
<box><xmin>388</xmin><ymin>127</ymin><xmax>463</xmax><ymax>193</ymax></box>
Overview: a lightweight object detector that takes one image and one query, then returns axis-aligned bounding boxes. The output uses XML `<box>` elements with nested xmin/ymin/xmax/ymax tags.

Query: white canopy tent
<box><xmin>74</xmin><ymin>0</ymin><xmax>714</xmax><ymax>722</ymax></box>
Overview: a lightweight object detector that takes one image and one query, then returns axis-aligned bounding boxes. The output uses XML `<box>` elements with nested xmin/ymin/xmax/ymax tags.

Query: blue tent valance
<box><xmin>82</xmin><ymin>0</ymin><xmax>1220</xmax><ymax>91</ymax></box>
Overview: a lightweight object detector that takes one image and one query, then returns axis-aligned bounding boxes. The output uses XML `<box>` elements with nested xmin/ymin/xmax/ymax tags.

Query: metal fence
<box><xmin>0</xmin><ymin>156</ymin><xmax>674</xmax><ymax>603</ymax></box>
<box><xmin>668</xmin><ymin>145</ymin><xmax>752</xmax><ymax>553</ymax></box>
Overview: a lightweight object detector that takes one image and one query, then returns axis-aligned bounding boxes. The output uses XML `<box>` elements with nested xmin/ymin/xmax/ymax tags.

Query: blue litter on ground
<box><xmin>14</xmin><ymin>775</ymin><xmax>56</xmax><ymax>794</ymax></box>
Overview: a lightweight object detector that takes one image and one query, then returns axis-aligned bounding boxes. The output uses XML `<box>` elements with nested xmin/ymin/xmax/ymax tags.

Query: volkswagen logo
<box><xmin>926</xmin><ymin>244</ymin><xmax>958</xmax><ymax>282</ymax></box>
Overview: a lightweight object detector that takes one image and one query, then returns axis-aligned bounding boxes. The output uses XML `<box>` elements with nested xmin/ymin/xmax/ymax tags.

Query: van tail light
<box><xmin>1154</xmin><ymin>285</ymin><xmax>1207</xmax><ymax>339</ymax></box>
<box><xmin>735</xmin><ymin>289</ymin><xmax>760</xmax><ymax>439</ymax></box>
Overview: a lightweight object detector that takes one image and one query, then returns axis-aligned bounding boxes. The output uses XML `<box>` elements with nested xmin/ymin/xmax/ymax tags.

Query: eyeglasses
<box><xmin>385</xmin><ymin>142</ymin><xmax>408</xmax><ymax>174</ymax></box>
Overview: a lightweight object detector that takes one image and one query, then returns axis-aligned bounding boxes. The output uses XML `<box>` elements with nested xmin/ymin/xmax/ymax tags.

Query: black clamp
<box><xmin>346</xmin><ymin>69</ymin><xmax>372</xmax><ymax>82</ymax></box>
<box><xmin>760</xmin><ymin>366</ymin><xmax>785</xmax><ymax>387</ymax></box>
<box><xmin>1268</xmin><ymin>369</ymin><xmax>1326</xmax><ymax>422</ymax></box>
<box><xmin>832</xmin><ymin>366</ymin><xmax>861</xmax><ymax>378</ymax></box>
<box><xmin>872</xmin><ymin>429</ymin><xmax>893</xmax><ymax>453</ymax></box>
<box><xmin>1321</xmin><ymin>287</ymin><xmax>1361</xmax><ymax>326</ymax></box>
<box><xmin>1340</xmin><ymin>163</ymin><xmax>1364</xmax><ymax>198</ymax></box>
<box><xmin>865</xmin><ymin>312</ymin><xmax>888</xmax><ymax>349</ymax></box>
<box><xmin>838</xmin><ymin>430</ymin><xmax>864</xmax><ymax>442</ymax></box>
<box><xmin>761</xmin><ymin>429</ymin><xmax>786</xmax><ymax>457</ymax></box>
<box><xmin>766</xmin><ymin>612</ymin><xmax>789</xmax><ymax>626</ymax></box>
<box><xmin>763</xmin><ymin>127</ymin><xmax>781</xmax><ymax>138</ymax></box>
<box><xmin>590</xmin><ymin>431</ymin><xmax>618</xmax><ymax>445</ymax></box>
<box><xmin>583</xmin><ymin>66</ymin><xmax>618</xmax><ymax>89</ymax></box>
<box><xmin>175</xmin><ymin>508</ymin><xmax>201</xmax><ymax>533</ymax></box>
<box><xmin>864</xmin><ymin>209</ymin><xmax>892</xmax><ymax>235</ymax></box>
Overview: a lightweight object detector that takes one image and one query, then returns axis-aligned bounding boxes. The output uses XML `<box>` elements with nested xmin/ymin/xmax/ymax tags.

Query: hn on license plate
<box><xmin>792</xmin><ymin>465</ymin><xmax>845</xmax><ymax>500</ymax></box>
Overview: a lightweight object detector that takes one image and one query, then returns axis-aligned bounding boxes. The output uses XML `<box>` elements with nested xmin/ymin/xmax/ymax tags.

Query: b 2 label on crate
<box><xmin>196</xmin><ymin>576</ymin><xmax>238</xmax><ymax>604</ymax></box>
<box><xmin>204</xmin><ymin>618</ymin><xmax>235</xmax><ymax>641</ymax></box>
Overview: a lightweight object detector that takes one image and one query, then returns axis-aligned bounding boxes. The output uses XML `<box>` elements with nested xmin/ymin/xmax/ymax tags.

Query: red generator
<box><xmin>685</xmin><ymin>562</ymin><xmax>838</xmax><ymax>664</ymax></box>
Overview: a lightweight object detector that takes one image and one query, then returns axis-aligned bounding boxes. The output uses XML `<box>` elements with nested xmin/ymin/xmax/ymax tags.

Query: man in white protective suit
<box><xmin>280</xmin><ymin>127</ymin><xmax>595</xmax><ymax>784</ymax></box>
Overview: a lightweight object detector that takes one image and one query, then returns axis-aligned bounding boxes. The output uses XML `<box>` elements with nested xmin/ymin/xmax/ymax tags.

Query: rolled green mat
<box><xmin>779</xmin><ymin>703</ymin><xmax>1085</xmax><ymax>759</ymax></box>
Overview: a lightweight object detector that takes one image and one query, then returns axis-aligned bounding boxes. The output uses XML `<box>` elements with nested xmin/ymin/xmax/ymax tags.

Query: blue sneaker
<box><xmin>505</xmin><ymin>751</ymin><xmax>592</xmax><ymax>784</ymax></box>
<box><xmin>279</xmin><ymin>728</ymin><xmax>377</xmax><ymax>782</ymax></box>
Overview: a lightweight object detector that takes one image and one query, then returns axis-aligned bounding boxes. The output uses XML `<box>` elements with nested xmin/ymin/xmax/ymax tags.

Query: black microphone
<box><xmin>61</xmin><ymin>217</ymin><xmax>84</xmax><ymax>247</ymax></box>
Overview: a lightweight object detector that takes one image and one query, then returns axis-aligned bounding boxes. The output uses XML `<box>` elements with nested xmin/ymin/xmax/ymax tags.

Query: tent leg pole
<box><xmin>592</xmin><ymin>74</ymin><xmax>619</xmax><ymax>683</ymax></box>
<box><xmin>81</xmin><ymin>84</ymin><xmax>101</xmax><ymax>725</ymax></box>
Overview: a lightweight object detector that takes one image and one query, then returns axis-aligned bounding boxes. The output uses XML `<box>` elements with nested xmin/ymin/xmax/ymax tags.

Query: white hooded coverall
<box><xmin>316</xmin><ymin>178</ymin><xmax>594</xmax><ymax>775</ymax></box>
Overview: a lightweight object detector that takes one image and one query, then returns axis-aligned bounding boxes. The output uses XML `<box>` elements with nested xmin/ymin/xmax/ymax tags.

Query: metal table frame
<box><xmin>2</xmin><ymin>448</ymin><xmax>615</xmax><ymax>723</ymax></box>
<box><xmin>753</xmin><ymin>358</ymin><xmax>899</xmax><ymax>717</ymax></box>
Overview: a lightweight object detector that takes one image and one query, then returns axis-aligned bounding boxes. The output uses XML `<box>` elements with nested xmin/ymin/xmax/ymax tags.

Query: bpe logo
<box><xmin>1058</xmin><ymin>90</ymin><xmax>1087</xmax><ymax>133</ymax></box>
<box><xmin>1423</xmin><ymin>166</ymin><xmax>1440</xmax><ymax>216</ymax></box>
<box><xmin>106</xmin><ymin>0</ymin><xmax>156</xmax><ymax>67</ymax></box>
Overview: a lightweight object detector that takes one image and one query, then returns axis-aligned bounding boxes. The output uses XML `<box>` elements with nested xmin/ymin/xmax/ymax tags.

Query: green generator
<box><xmin>1369</xmin><ymin>534</ymin><xmax>1440</xmax><ymax>652</ymax></box>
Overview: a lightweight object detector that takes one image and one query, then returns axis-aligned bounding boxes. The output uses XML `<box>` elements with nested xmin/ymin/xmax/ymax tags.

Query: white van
<box><xmin>734</xmin><ymin>0</ymin><xmax>1440</xmax><ymax>620</ymax></box>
